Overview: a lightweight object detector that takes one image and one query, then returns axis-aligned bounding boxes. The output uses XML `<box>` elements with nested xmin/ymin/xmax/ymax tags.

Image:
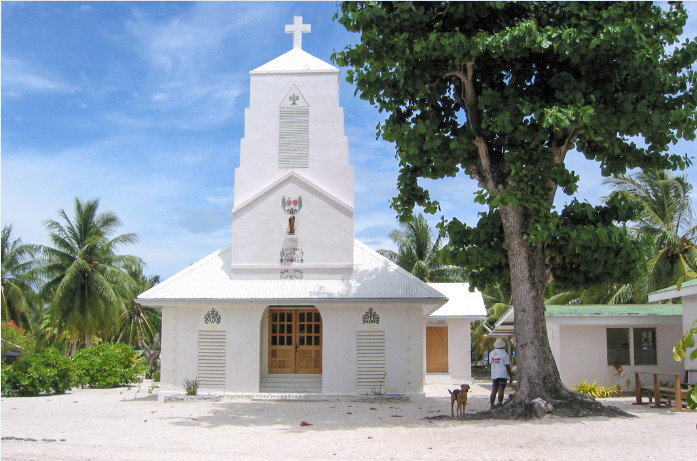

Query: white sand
<box><xmin>1</xmin><ymin>381</ymin><xmax>695</xmax><ymax>460</ymax></box>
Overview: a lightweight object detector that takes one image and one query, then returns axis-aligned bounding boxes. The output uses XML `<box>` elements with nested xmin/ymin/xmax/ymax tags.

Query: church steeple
<box><xmin>230</xmin><ymin>17</ymin><xmax>355</xmax><ymax>279</ymax></box>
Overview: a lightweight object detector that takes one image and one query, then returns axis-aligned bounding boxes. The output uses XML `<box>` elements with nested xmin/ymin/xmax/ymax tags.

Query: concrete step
<box><xmin>260</xmin><ymin>374</ymin><xmax>322</xmax><ymax>393</ymax></box>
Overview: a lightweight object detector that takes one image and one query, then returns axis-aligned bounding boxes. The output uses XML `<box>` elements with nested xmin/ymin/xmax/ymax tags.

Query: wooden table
<box><xmin>634</xmin><ymin>371</ymin><xmax>696</xmax><ymax>412</ymax></box>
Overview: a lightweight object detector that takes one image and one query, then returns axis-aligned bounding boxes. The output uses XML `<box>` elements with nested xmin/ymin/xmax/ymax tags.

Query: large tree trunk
<box><xmin>485</xmin><ymin>204</ymin><xmax>630</xmax><ymax>419</ymax></box>
<box><xmin>500</xmin><ymin>205</ymin><xmax>567</xmax><ymax>398</ymax></box>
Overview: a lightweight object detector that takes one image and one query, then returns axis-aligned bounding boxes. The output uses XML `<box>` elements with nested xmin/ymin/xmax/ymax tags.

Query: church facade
<box><xmin>137</xmin><ymin>18</ymin><xmax>486</xmax><ymax>399</ymax></box>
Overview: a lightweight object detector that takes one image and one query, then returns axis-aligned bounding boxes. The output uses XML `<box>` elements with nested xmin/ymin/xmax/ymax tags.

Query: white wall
<box><xmin>683</xmin><ymin>295</ymin><xmax>697</xmax><ymax>383</ymax></box>
<box><xmin>447</xmin><ymin>319</ymin><xmax>472</xmax><ymax>383</ymax></box>
<box><xmin>552</xmin><ymin>321</ymin><xmax>684</xmax><ymax>389</ymax></box>
<box><xmin>161</xmin><ymin>301</ymin><xmax>426</xmax><ymax>396</ymax></box>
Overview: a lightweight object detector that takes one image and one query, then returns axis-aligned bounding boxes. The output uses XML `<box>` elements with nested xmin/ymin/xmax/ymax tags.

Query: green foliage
<box><xmin>1</xmin><ymin>225</ymin><xmax>41</xmax><ymax>330</ymax></box>
<box><xmin>603</xmin><ymin>170</ymin><xmax>697</xmax><ymax>302</ymax></box>
<box><xmin>573</xmin><ymin>380</ymin><xmax>621</xmax><ymax>398</ymax></box>
<box><xmin>673</xmin><ymin>320</ymin><xmax>697</xmax><ymax>409</ymax></box>
<box><xmin>183</xmin><ymin>377</ymin><xmax>199</xmax><ymax>396</ymax></box>
<box><xmin>378</xmin><ymin>213</ymin><xmax>464</xmax><ymax>282</ymax></box>
<box><xmin>1</xmin><ymin>320</ymin><xmax>36</xmax><ymax>356</ymax></box>
<box><xmin>1</xmin><ymin>348</ymin><xmax>73</xmax><ymax>396</ymax></box>
<box><xmin>152</xmin><ymin>370</ymin><xmax>160</xmax><ymax>383</ymax></box>
<box><xmin>334</xmin><ymin>1</ymin><xmax>697</xmax><ymax>292</ymax></box>
<box><xmin>40</xmin><ymin>198</ymin><xmax>141</xmax><ymax>348</ymax></box>
<box><xmin>72</xmin><ymin>343</ymin><xmax>147</xmax><ymax>389</ymax></box>
<box><xmin>110</xmin><ymin>261</ymin><xmax>161</xmax><ymax>347</ymax></box>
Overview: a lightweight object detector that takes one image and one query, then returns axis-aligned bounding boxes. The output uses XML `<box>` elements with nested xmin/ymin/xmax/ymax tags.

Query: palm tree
<box><xmin>603</xmin><ymin>170</ymin><xmax>697</xmax><ymax>302</ymax></box>
<box><xmin>111</xmin><ymin>261</ymin><xmax>160</xmax><ymax>348</ymax></box>
<box><xmin>471</xmin><ymin>283</ymin><xmax>514</xmax><ymax>362</ymax></box>
<box><xmin>1</xmin><ymin>225</ymin><xmax>41</xmax><ymax>330</ymax></box>
<box><xmin>378</xmin><ymin>213</ymin><xmax>464</xmax><ymax>282</ymax></box>
<box><xmin>40</xmin><ymin>198</ymin><xmax>141</xmax><ymax>351</ymax></box>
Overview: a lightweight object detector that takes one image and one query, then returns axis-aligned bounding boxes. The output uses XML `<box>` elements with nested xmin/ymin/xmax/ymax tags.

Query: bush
<box><xmin>1</xmin><ymin>321</ymin><xmax>36</xmax><ymax>357</ymax></box>
<box><xmin>573</xmin><ymin>380</ymin><xmax>621</xmax><ymax>398</ymax></box>
<box><xmin>183</xmin><ymin>377</ymin><xmax>199</xmax><ymax>395</ymax></box>
<box><xmin>152</xmin><ymin>370</ymin><xmax>160</xmax><ymax>382</ymax></box>
<box><xmin>1</xmin><ymin>348</ymin><xmax>73</xmax><ymax>396</ymax></box>
<box><xmin>72</xmin><ymin>343</ymin><xmax>147</xmax><ymax>388</ymax></box>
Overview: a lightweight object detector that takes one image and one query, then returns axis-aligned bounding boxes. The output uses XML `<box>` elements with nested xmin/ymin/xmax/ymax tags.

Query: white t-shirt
<box><xmin>489</xmin><ymin>348</ymin><xmax>510</xmax><ymax>380</ymax></box>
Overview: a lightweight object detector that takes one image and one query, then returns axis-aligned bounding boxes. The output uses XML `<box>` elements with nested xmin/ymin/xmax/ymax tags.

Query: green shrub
<box><xmin>1</xmin><ymin>321</ymin><xmax>36</xmax><ymax>357</ymax></box>
<box><xmin>72</xmin><ymin>343</ymin><xmax>147</xmax><ymax>388</ymax></box>
<box><xmin>183</xmin><ymin>377</ymin><xmax>199</xmax><ymax>395</ymax></box>
<box><xmin>152</xmin><ymin>370</ymin><xmax>160</xmax><ymax>382</ymax></box>
<box><xmin>1</xmin><ymin>348</ymin><xmax>73</xmax><ymax>396</ymax></box>
<box><xmin>573</xmin><ymin>380</ymin><xmax>621</xmax><ymax>398</ymax></box>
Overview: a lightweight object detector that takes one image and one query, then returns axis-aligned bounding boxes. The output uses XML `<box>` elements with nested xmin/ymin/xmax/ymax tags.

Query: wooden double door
<box><xmin>268</xmin><ymin>308</ymin><xmax>322</xmax><ymax>374</ymax></box>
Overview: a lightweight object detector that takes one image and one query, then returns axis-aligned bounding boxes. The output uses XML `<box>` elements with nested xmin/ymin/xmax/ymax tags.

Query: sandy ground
<box><xmin>1</xmin><ymin>381</ymin><xmax>695</xmax><ymax>461</ymax></box>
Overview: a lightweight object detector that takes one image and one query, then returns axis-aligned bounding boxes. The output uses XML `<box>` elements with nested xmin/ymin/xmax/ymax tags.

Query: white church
<box><xmin>137</xmin><ymin>17</ymin><xmax>486</xmax><ymax>399</ymax></box>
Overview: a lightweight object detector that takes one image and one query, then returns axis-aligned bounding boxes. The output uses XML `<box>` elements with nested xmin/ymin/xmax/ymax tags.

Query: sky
<box><xmin>2</xmin><ymin>1</ymin><xmax>697</xmax><ymax>281</ymax></box>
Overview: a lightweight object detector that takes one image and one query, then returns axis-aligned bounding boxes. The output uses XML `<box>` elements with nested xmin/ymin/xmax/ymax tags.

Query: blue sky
<box><xmin>2</xmin><ymin>1</ymin><xmax>697</xmax><ymax>281</ymax></box>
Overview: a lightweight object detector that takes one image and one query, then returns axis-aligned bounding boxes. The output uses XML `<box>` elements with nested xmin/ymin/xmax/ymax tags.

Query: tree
<box><xmin>674</xmin><ymin>319</ymin><xmax>697</xmax><ymax>409</ymax></box>
<box><xmin>40</xmin><ymin>198</ymin><xmax>140</xmax><ymax>351</ymax></box>
<box><xmin>1</xmin><ymin>225</ymin><xmax>41</xmax><ymax>330</ymax></box>
<box><xmin>335</xmin><ymin>2</ymin><xmax>697</xmax><ymax>417</ymax></box>
<box><xmin>604</xmin><ymin>170</ymin><xmax>697</xmax><ymax>303</ymax></box>
<box><xmin>378</xmin><ymin>213</ymin><xmax>464</xmax><ymax>282</ymax></box>
<box><xmin>111</xmin><ymin>261</ymin><xmax>161</xmax><ymax>348</ymax></box>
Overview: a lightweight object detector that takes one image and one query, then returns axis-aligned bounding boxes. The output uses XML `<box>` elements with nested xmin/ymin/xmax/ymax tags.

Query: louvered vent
<box><xmin>197</xmin><ymin>330</ymin><xmax>226</xmax><ymax>389</ymax></box>
<box><xmin>356</xmin><ymin>330</ymin><xmax>386</xmax><ymax>393</ymax></box>
<box><xmin>279</xmin><ymin>85</ymin><xmax>309</xmax><ymax>168</ymax></box>
<box><xmin>279</xmin><ymin>106</ymin><xmax>309</xmax><ymax>167</ymax></box>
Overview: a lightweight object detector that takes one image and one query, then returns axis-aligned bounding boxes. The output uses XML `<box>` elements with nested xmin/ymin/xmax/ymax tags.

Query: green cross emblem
<box><xmin>288</xmin><ymin>93</ymin><xmax>299</xmax><ymax>105</ymax></box>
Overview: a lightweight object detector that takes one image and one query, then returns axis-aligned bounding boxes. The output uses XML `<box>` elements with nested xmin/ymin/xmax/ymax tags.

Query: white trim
<box><xmin>232</xmin><ymin>171</ymin><xmax>353</xmax><ymax>214</ymax></box>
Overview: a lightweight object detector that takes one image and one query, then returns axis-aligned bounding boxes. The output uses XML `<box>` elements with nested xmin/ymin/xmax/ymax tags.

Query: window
<box><xmin>606</xmin><ymin>328</ymin><xmax>630</xmax><ymax>365</ymax></box>
<box><xmin>606</xmin><ymin>328</ymin><xmax>657</xmax><ymax>366</ymax></box>
<box><xmin>633</xmin><ymin>328</ymin><xmax>657</xmax><ymax>365</ymax></box>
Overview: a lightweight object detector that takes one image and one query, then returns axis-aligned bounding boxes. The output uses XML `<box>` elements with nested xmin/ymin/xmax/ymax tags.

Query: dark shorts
<box><xmin>492</xmin><ymin>378</ymin><xmax>508</xmax><ymax>388</ymax></box>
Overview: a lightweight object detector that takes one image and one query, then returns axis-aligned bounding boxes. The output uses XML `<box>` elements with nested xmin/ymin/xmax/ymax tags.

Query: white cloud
<box><xmin>1</xmin><ymin>56</ymin><xmax>74</xmax><ymax>97</ymax></box>
<box><xmin>152</xmin><ymin>93</ymin><xmax>168</xmax><ymax>102</ymax></box>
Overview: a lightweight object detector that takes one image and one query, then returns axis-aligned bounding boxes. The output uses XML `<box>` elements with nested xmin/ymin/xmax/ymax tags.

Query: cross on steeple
<box><xmin>285</xmin><ymin>16</ymin><xmax>311</xmax><ymax>49</ymax></box>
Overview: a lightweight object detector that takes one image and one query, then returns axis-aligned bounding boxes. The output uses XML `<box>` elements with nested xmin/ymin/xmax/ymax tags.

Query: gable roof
<box><xmin>251</xmin><ymin>48</ymin><xmax>339</xmax><ymax>74</ymax></box>
<box><xmin>648</xmin><ymin>278</ymin><xmax>697</xmax><ymax>302</ymax></box>
<box><xmin>137</xmin><ymin>239</ymin><xmax>447</xmax><ymax>307</ymax></box>
<box><xmin>426</xmin><ymin>283</ymin><xmax>488</xmax><ymax>319</ymax></box>
<box><xmin>233</xmin><ymin>171</ymin><xmax>352</xmax><ymax>214</ymax></box>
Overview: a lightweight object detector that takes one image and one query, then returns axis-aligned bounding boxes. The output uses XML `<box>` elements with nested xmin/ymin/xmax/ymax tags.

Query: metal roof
<box><xmin>426</xmin><ymin>283</ymin><xmax>488</xmax><ymax>319</ymax></box>
<box><xmin>137</xmin><ymin>240</ymin><xmax>448</xmax><ymax>307</ymax></box>
<box><xmin>491</xmin><ymin>303</ymin><xmax>683</xmax><ymax>336</ymax></box>
<box><xmin>648</xmin><ymin>278</ymin><xmax>697</xmax><ymax>302</ymax></box>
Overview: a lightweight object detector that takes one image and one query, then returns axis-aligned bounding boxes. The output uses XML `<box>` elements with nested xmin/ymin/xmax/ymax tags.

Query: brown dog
<box><xmin>448</xmin><ymin>384</ymin><xmax>470</xmax><ymax>417</ymax></box>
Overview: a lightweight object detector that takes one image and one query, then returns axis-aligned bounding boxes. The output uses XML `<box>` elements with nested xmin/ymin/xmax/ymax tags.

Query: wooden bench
<box><xmin>634</xmin><ymin>371</ymin><xmax>696</xmax><ymax>412</ymax></box>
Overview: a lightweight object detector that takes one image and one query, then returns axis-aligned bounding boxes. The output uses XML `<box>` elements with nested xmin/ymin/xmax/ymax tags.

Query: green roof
<box><xmin>650</xmin><ymin>277</ymin><xmax>697</xmax><ymax>295</ymax></box>
<box><xmin>545</xmin><ymin>304</ymin><xmax>682</xmax><ymax>317</ymax></box>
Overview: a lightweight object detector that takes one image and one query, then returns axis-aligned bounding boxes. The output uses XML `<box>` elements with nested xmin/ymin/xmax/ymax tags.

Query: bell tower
<box><xmin>230</xmin><ymin>17</ymin><xmax>355</xmax><ymax>280</ymax></box>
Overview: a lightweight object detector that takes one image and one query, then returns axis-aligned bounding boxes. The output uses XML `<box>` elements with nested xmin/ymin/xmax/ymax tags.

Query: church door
<box><xmin>426</xmin><ymin>327</ymin><xmax>449</xmax><ymax>373</ymax></box>
<box><xmin>268</xmin><ymin>308</ymin><xmax>322</xmax><ymax>374</ymax></box>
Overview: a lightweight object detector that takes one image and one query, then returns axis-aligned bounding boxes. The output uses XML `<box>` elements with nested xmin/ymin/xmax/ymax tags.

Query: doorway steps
<box><xmin>260</xmin><ymin>374</ymin><xmax>322</xmax><ymax>393</ymax></box>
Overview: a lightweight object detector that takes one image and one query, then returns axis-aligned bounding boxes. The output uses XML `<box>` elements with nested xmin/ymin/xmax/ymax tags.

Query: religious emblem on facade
<box><xmin>281</xmin><ymin>196</ymin><xmax>303</xmax><ymax>234</ymax></box>
<box><xmin>362</xmin><ymin>307</ymin><xmax>380</xmax><ymax>325</ymax></box>
<box><xmin>288</xmin><ymin>93</ymin><xmax>300</xmax><ymax>105</ymax></box>
<box><xmin>280</xmin><ymin>269</ymin><xmax>304</xmax><ymax>280</ymax></box>
<box><xmin>204</xmin><ymin>308</ymin><xmax>222</xmax><ymax>325</ymax></box>
<box><xmin>280</xmin><ymin>247</ymin><xmax>304</xmax><ymax>263</ymax></box>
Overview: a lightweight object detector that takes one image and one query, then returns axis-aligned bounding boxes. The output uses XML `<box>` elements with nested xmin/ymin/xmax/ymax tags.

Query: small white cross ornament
<box><xmin>285</xmin><ymin>16</ymin><xmax>311</xmax><ymax>49</ymax></box>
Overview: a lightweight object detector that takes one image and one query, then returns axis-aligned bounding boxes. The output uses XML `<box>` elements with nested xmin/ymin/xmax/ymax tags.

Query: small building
<box><xmin>649</xmin><ymin>278</ymin><xmax>697</xmax><ymax>384</ymax></box>
<box><xmin>137</xmin><ymin>17</ymin><xmax>486</xmax><ymax>399</ymax></box>
<box><xmin>491</xmin><ymin>304</ymin><xmax>684</xmax><ymax>388</ymax></box>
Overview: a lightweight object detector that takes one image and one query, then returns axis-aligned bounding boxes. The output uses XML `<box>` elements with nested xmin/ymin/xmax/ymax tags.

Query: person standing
<box><xmin>489</xmin><ymin>338</ymin><xmax>512</xmax><ymax>409</ymax></box>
